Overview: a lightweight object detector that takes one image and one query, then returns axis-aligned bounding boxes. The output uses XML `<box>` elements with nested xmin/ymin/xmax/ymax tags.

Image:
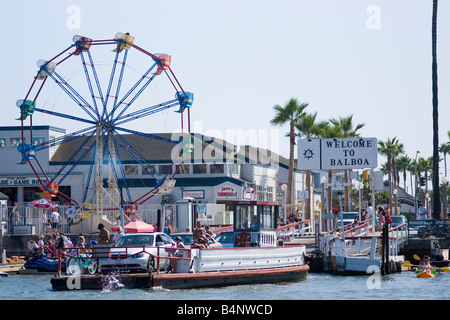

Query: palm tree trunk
<box><xmin>287</xmin><ymin>121</ymin><xmax>295</xmax><ymax>216</ymax></box>
<box><xmin>388</xmin><ymin>155</ymin><xmax>393</xmax><ymax>213</ymax></box>
<box><xmin>432</xmin><ymin>0</ymin><xmax>441</xmax><ymax>219</ymax></box>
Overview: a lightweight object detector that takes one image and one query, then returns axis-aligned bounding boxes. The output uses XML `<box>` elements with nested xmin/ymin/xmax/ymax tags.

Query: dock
<box><xmin>286</xmin><ymin>220</ymin><xmax>411</xmax><ymax>275</ymax></box>
<box><xmin>50</xmin><ymin>265</ymin><xmax>309</xmax><ymax>290</ymax></box>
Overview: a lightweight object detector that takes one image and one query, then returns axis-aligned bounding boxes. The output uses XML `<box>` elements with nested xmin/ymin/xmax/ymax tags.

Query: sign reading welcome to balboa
<box><xmin>297</xmin><ymin>138</ymin><xmax>377</xmax><ymax>170</ymax></box>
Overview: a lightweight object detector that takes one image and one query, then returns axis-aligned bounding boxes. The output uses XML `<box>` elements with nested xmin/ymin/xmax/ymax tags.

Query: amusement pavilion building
<box><xmin>0</xmin><ymin>126</ymin><xmax>325</xmax><ymax>229</ymax></box>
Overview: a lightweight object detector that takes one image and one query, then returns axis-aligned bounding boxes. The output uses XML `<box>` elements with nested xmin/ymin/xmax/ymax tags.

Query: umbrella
<box><xmin>27</xmin><ymin>198</ymin><xmax>59</xmax><ymax>209</ymax></box>
<box><xmin>123</xmin><ymin>219</ymin><xmax>155</xmax><ymax>233</ymax></box>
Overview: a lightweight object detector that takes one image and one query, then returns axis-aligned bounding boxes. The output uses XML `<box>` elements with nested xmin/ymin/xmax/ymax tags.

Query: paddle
<box><xmin>403</xmin><ymin>262</ymin><xmax>449</xmax><ymax>272</ymax></box>
<box><xmin>413</xmin><ymin>253</ymin><xmax>449</xmax><ymax>270</ymax></box>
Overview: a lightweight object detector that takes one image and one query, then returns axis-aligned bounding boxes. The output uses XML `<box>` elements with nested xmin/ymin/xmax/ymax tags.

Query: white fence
<box><xmin>0</xmin><ymin>203</ymin><xmax>227</xmax><ymax>236</ymax></box>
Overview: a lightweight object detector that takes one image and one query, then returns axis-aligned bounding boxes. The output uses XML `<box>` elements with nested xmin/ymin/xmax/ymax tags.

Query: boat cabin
<box><xmin>232</xmin><ymin>200</ymin><xmax>278</xmax><ymax>247</ymax></box>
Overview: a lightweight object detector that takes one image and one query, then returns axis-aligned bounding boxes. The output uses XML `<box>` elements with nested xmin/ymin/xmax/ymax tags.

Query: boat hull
<box><xmin>153</xmin><ymin>265</ymin><xmax>309</xmax><ymax>290</ymax></box>
<box><xmin>417</xmin><ymin>272</ymin><xmax>434</xmax><ymax>278</ymax></box>
<box><xmin>50</xmin><ymin>265</ymin><xmax>309</xmax><ymax>290</ymax></box>
<box><xmin>24</xmin><ymin>257</ymin><xmax>66</xmax><ymax>272</ymax></box>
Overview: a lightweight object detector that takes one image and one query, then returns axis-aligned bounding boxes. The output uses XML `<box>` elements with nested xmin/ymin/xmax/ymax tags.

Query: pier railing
<box><xmin>277</xmin><ymin>219</ymin><xmax>313</xmax><ymax>242</ymax></box>
<box><xmin>319</xmin><ymin>221</ymin><xmax>408</xmax><ymax>258</ymax></box>
<box><xmin>55</xmin><ymin>245</ymin><xmax>192</xmax><ymax>276</ymax></box>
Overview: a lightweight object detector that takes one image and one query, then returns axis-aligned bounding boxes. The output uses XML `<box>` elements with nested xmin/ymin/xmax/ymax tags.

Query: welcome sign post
<box><xmin>298</xmin><ymin>137</ymin><xmax>378</xmax><ymax>240</ymax></box>
<box><xmin>297</xmin><ymin>138</ymin><xmax>378</xmax><ymax>170</ymax></box>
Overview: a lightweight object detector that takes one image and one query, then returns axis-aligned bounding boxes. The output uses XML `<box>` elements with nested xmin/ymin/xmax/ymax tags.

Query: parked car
<box><xmin>170</xmin><ymin>232</ymin><xmax>223</xmax><ymax>249</ymax></box>
<box><xmin>336</xmin><ymin>212</ymin><xmax>358</xmax><ymax>226</ymax></box>
<box><xmin>391</xmin><ymin>215</ymin><xmax>407</xmax><ymax>228</ymax></box>
<box><xmin>98</xmin><ymin>232</ymin><xmax>175</xmax><ymax>273</ymax></box>
<box><xmin>215</xmin><ymin>231</ymin><xmax>235</xmax><ymax>248</ymax></box>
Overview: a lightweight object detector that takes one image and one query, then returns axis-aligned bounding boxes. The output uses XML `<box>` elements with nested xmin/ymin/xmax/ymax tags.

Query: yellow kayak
<box><xmin>417</xmin><ymin>272</ymin><xmax>435</xmax><ymax>278</ymax></box>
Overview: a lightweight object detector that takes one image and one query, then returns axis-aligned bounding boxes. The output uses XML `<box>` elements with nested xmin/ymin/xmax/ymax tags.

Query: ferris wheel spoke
<box><xmin>110</xmin><ymin>130</ymin><xmax>164</xmax><ymax>184</ymax></box>
<box><xmin>47</xmin><ymin>71</ymin><xmax>99</xmax><ymax>121</ymax></box>
<box><xmin>107</xmin><ymin>62</ymin><xmax>158</xmax><ymax>121</ymax></box>
<box><xmin>78</xmin><ymin>50</ymin><xmax>104</xmax><ymax>118</ymax></box>
<box><xmin>114</xmin><ymin>126</ymin><xmax>179</xmax><ymax>143</ymax></box>
<box><xmin>104</xmin><ymin>132</ymin><xmax>132</xmax><ymax>201</ymax></box>
<box><xmin>34</xmin><ymin>107</ymin><xmax>97</xmax><ymax>126</ymax></box>
<box><xmin>50</xmin><ymin>131</ymin><xmax>96</xmax><ymax>184</ymax></box>
<box><xmin>103</xmin><ymin>49</ymin><xmax>121</xmax><ymax>119</ymax></box>
<box><xmin>110</xmin><ymin>49</ymin><xmax>129</xmax><ymax>120</ymax></box>
<box><xmin>35</xmin><ymin>126</ymin><xmax>96</xmax><ymax>152</ymax></box>
<box><xmin>114</xmin><ymin>99</ymin><xmax>179</xmax><ymax>126</ymax></box>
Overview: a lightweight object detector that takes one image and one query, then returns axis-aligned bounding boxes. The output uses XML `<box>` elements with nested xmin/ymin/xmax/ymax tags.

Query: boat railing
<box><xmin>56</xmin><ymin>245</ymin><xmax>192</xmax><ymax>276</ymax></box>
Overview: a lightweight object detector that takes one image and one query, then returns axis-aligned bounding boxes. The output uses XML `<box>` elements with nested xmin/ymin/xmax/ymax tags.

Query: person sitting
<box><xmin>192</xmin><ymin>237</ymin><xmax>207</xmax><ymax>249</ymax></box>
<box><xmin>419</xmin><ymin>255</ymin><xmax>434</xmax><ymax>274</ymax></box>
<box><xmin>45</xmin><ymin>237</ymin><xmax>57</xmax><ymax>259</ymax></box>
<box><xmin>170</xmin><ymin>236</ymin><xmax>187</xmax><ymax>272</ymax></box>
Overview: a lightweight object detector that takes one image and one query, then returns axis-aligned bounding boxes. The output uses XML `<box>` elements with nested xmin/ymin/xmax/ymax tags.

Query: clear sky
<box><xmin>1</xmin><ymin>0</ymin><xmax>449</xmax><ymax>181</ymax></box>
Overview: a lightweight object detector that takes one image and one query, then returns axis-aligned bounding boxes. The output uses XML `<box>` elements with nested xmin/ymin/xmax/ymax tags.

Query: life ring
<box><xmin>235</xmin><ymin>232</ymin><xmax>251</xmax><ymax>247</ymax></box>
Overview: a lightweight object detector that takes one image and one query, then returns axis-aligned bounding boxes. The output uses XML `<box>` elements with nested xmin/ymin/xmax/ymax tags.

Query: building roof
<box><xmin>50</xmin><ymin>132</ymin><xmax>291</xmax><ymax>168</ymax></box>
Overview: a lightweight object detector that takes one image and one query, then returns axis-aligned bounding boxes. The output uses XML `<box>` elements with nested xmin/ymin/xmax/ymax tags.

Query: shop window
<box><xmin>159</xmin><ymin>165</ymin><xmax>172</xmax><ymax>175</ymax></box>
<box><xmin>210</xmin><ymin>164</ymin><xmax>224</xmax><ymax>174</ymax></box>
<box><xmin>177</xmin><ymin>164</ymin><xmax>190</xmax><ymax>174</ymax></box>
<box><xmin>32</xmin><ymin>137</ymin><xmax>46</xmax><ymax>146</ymax></box>
<box><xmin>10</xmin><ymin>138</ymin><xmax>23</xmax><ymax>147</ymax></box>
<box><xmin>125</xmin><ymin>165</ymin><xmax>138</xmax><ymax>175</ymax></box>
<box><xmin>193</xmin><ymin>164</ymin><xmax>207</xmax><ymax>174</ymax></box>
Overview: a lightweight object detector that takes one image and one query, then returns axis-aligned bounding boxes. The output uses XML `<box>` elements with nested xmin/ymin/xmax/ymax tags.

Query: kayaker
<box><xmin>419</xmin><ymin>255</ymin><xmax>433</xmax><ymax>274</ymax></box>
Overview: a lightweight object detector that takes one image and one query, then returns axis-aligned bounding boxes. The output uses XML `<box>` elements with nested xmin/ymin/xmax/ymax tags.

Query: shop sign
<box><xmin>0</xmin><ymin>177</ymin><xmax>41</xmax><ymax>186</ymax></box>
<box><xmin>298</xmin><ymin>138</ymin><xmax>378</xmax><ymax>170</ymax></box>
<box><xmin>216</xmin><ymin>186</ymin><xmax>238</xmax><ymax>199</ymax></box>
<box><xmin>182</xmin><ymin>190</ymin><xmax>205</xmax><ymax>199</ymax></box>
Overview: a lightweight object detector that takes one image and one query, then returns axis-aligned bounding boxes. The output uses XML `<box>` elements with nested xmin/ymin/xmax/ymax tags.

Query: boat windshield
<box><xmin>235</xmin><ymin>205</ymin><xmax>259</xmax><ymax>230</ymax></box>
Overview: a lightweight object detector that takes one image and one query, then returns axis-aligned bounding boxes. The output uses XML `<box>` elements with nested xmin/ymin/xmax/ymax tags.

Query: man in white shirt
<box><xmin>366</xmin><ymin>203</ymin><xmax>374</xmax><ymax>221</ymax></box>
<box><xmin>51</xmin><ymin>210</ymin><xmax>61</xmax><ymax>229</ymax></box>
<box><xmin>417</xmin><ymin>205</ymin><xmax>427</xmax><ymax>220</ymax></box>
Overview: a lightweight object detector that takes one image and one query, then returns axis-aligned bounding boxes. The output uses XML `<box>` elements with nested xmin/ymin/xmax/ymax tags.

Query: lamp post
<box><xmin>414</xmin><ymin>150</ymin><xmax>420</xmax><ymax>218</ymax></box>
<box><xmin>442</xmin><ymin>176</ymin><xmax>448</xmax><ymax>219</ymax></box>
<box><xmin>393</xmin><ymin>189</ymin><xmax>398</xmax><ymax>215</ymax></box>
<box><xmin>281</xmin><ymin>184</ymin><xmax>287</xmax><ymax>224</ymax></box>
<box><xmin>321</xmin><ymin>176</ymin><xmax>326</xmax><ymax>232</ymax></box>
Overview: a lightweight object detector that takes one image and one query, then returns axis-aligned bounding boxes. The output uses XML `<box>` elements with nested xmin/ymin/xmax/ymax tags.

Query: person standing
<box><xmin>417</xmin><ymin>205</ymin><xmax>428</xmax><ymax>221</ymax></box>
<box><xmin>11</xmin><ymin>203</ymin><xmax>21</xmax><ymax>225</ymax></box>
<box><xmin>366</xmin><ymin>203</ymin><xmax>374</xmax><ymax>221</ymax></box>
<box><xmin>97</xmin><ymin>223</ymin><xmax>110</xmax><ymax>245</ymax></box>
<box><xmin>51</xmin><ymin>209</ymin><xmax>61</xmax><ymax>230</ymax></box>
<box><xmin>113</xmin><ymin>226</ymin><xmax>124</xmax><ymax>245</ymax></box>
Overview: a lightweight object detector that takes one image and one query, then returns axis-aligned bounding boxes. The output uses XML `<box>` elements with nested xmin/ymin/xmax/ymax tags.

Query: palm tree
<box><xmin>391</xmin><ymin>142</ymin><xmax>405</xmax><ymax>214</ymax></box>
<box><xmin>378</xmin><ymin>137</ymin><xmax>402</xmax><ymax>213</ymax></box>
<box><xmin>417</xmin><ymin>157</ymin><xmax>433</xmax><ymax>209</ymax></box>
<box><xmin>396</xmin><ymin>155</ymin><xmax>412</xmax><ymax>192</ymax></box>
<box><xmin>439</xmin><ymin>142</ymin><xmax>450</xmax><ymax>177</ymax></box>
<box><xmin>271</xmin><ymin>98</ymin><xmax>308</xmax><ymax>216</ymax></box>
<box><xmin>295</xmin><ymin>112</ymin><xmax>327</xmax><ymax>219</ymax></box>
<box><xmin>329</xmin><ymin>115</ymin><xmax>365</xmax><ymax>212</ymax></box>
<box><xmin>432</xmin><ymin>0</ymin><xmax>440</xmax><ymax>219</ymax></box>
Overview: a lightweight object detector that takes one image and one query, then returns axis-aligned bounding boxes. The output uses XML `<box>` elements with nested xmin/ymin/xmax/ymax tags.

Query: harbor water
<box><xmin>1</xmin><ymin>271</ymin><xmax>450</xmax><ymax>300</ymax></box>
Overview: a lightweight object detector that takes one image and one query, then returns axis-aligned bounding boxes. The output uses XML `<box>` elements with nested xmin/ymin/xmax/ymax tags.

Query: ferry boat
<box><xmin>51</xmin><ymin>200</ymin><xmax>309</xmax><ymax>290</ymax></box>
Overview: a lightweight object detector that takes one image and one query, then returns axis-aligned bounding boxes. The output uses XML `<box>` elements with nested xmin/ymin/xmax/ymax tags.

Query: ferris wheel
<box><xmin>16</xmin><ymin>33</ymin><xmax>194</xmax><ymax>219</ymax></box>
